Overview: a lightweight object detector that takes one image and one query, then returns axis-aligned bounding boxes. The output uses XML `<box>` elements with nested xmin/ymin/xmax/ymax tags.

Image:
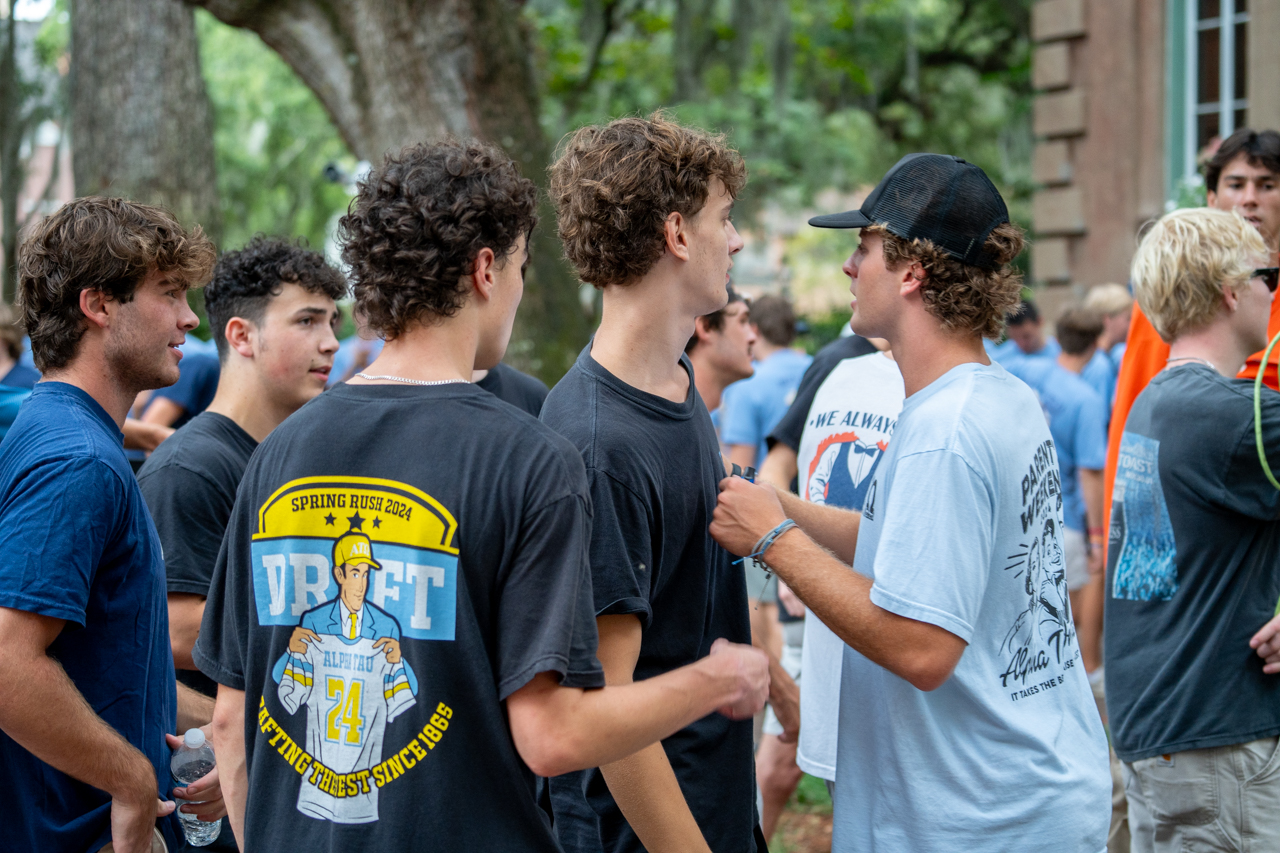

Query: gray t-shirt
<box><xmin>1105</xmin><ymin>363</ymin><xmax>1280</xmax><ymax>761</ymax></box>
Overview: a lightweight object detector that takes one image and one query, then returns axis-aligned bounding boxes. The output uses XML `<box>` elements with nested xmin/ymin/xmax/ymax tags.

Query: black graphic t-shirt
<box><xmin>767</xmin><ymin>333</ymin><xmax>878</xmax><ymax>454</ymax></box>
<box><xmin>1106</xmin><ymin>364</ymin><xmax>1280</xmax><ymax>761</ymax></box>
<box><xmin>540</xmin><ymin>346</ymin><xmax>758</xmax><ymax>853</ymax></box>
<box><xmin>477</xmin><ymin>362</ymin><xmax>550</xmax><ymax>417</ymax></box>
<box><xmin>194</xmin><ymin>383</ymin><xmax>604</xmax><ymax>851</ymax></box>
<box><xmin>139</xmin><ymin>412</ymin><xmax>259</xmax><ymax>697</ymax></box>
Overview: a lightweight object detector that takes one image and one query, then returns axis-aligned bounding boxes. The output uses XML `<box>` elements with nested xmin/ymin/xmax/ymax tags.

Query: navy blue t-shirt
<box><xmin>148</xmin><ymin>352</ymin><xmax>221</xmax><ymax>429</ymax></box>
<box><xmin>541</xmin><ymin>347</ymin><xmax>759</xmax><ymax>853</ymax></box>
<box><xmin>0</xmin><ymin>382</ymin><xmax>178</xmax><ymax>852</ymax></box>
<box><xmin>1</xmin><ymin>362</ymin><xmax>40</xmax><ymax>389</ymax></box>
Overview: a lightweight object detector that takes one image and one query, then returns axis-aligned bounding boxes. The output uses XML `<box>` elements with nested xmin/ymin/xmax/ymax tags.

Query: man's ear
<box><xmin>79</xmin><ymin>289</ymin><xmax>113</xmax><ymax>331</ymax></box>
<box><xmin>693</xmin><ymin>315</ymin><xmax>714</xmax><ymax>344</ymax></box>
<box><xmin>1207</xmin><ymin>189</ymin><xmax>1219</xmax><ymax>208</ymax></box>
<box><xmin>1223</xmin><ymin>282</ymin><xmax>1241</xmax><ymax>312</ymax></box>
<box><xmin>471</xmin><ymin>247</ymin><xmax>498</xmax><ymax>301</ymax></box>
<box><xmin>899</xmin><ymin>261</ymin><xmax>926</xmax><ymax>295</ymax></box>
<box><xmin>223</xmin><ymin>316</ymin><xmax>256</xmax><ymax>359</ymax></box>
<box><xmin>664</xmin><ymin>212</ymin><xmax>691</xmax><ymax>262</ymax></box>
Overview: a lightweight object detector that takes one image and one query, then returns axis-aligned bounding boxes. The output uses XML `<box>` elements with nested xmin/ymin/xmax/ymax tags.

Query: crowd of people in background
<box><xmin>1</xmin><ymin>115</ymin><xmax>1279</xmax><ymax>853</ymax></box>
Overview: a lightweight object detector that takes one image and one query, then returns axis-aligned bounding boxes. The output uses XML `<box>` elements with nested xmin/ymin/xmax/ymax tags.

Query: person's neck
<box><xmin>1057</xmin><ymin>350</ymin><xmax>1092</xmax><ymax>375</ymax></box>
<box><xmin>1167</xmin><ymin>320</ymin><xmax>1252</xmax><ymax>378</ymax></box>
<box><xmin>751</xmin><ymin>339</ymin><xmax>783</xmax><ymax>362</ymax></box>
<box><xmin>884</xmin><ymin>310</ymin><xmax>989</xmax><ymax>397</ymax></box>
<box><xmin>687</xmin><ymin>352</ymin><xmax>726</xmax><ymax>411</ymax></box>
<box><xmin>204</xmin><ymin>361</ymin><xmax>297</xmax><ymax>444</ymax></box>
<box><xmin>354</xmin><ymin>317</ymin><xmax>477</xmax><ymax>385</ymax></box>
<box><xmin>41</xmin><ymin>345</ymin><xmax>139</xmax><ymax>427</ymax></box>
<box><xmin>591</xmin><ymin>276</ymin><xmax>695</xmax><ymax>402</ymax></box>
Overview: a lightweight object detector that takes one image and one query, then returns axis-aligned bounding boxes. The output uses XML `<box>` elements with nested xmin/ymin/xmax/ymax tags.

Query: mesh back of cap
<box><xmin>872</xmin><ymin>156</ymin><xmax>1009</xmax><ymax>269</ymax></box>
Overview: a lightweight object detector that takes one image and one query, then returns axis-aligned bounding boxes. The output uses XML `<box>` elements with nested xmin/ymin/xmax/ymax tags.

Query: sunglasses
<box><xmin>1256</xmin><ymin>267</ymin><xmax>1280</xmax><ymax>293</ymax></box>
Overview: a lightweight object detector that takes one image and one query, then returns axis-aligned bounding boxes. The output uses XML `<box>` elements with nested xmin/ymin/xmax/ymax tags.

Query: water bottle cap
<box><xmin>183</xmin><ymin>728</ymin><xmax>205</xmax><ymax>749</ymax></box>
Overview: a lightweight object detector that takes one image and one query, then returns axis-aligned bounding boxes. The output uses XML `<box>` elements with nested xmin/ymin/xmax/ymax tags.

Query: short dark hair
<box><xmin>1205</xmin><ymin>129</ymin><xmax>1280</xmax><ymax>192</ymax></box>
<box><xmin>207</xmin><ymin>236</ymin><xmax>347</xmax><ymax>359</ymax></box>
<box><xmin>17</xmin><ymin>196</ymin><xmax>215</xmax><ymax>372</ymax></box>
<box><xmin>749</xmin><ymin>294</ymin><xmax>797</xmax><ymax>347</ymax></box>
<box><xmin>1005</xmin><ymin>299</ymin><xmax>1040</xmax><ymax>327</ymax></box>
<box><xmin>339</xmin><ymin>140</ymin><xmax>538</xmax><ymax>340</ymax></box>
<box><xmin>551</xmin><ymin>112</ymin><xmax>747</xmax><ymax>287</ymax></box>
<box><xmin>685</xmin><ymin>285</ymin><xmax>746</xmax><ymax>353</ymax></box>
<box><xmin>1055</xmin><ymin>306</ymin><xmax>1104</xmax><ymax>356</ymax></box>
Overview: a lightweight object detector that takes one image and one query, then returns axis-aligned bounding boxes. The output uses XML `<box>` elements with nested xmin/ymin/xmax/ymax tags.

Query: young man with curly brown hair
<box><xmin>0</xmin><ymin>197</ymin><xmax>224</xmax><ymax>853</ymax></box>
<box><xmin>711</xmin><ymin>154</ymin><xmax>1112</xmax><ymax>851</ymax></box>
<box><xmin>541</xmin><ymin>113</ymin><xmax>772</xmax><ymax>853</ymax></box>
<box><xmin>194</xmin><ymin>140</ymin><xmax>767</xmax><ymax>852</ymax></box>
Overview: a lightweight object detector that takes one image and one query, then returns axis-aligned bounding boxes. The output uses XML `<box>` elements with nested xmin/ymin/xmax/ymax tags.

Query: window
<box><xmin>1167</xmin><ymin>0</ymin><xmax>1250</xmax><ymax>201</ymax></box>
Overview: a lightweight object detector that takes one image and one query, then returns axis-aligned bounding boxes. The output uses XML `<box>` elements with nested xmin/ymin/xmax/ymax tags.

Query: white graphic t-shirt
<box><xmin>278</xmin><ymin>632</ymin><xmax>416</xmax><ymax>823</ymax></box>
<box><xmin>832</xmin><ymin>362</ymin><xmax>1110</xmax><ymax>852</ymax></box>
<box><xmin>794</xmin><ymin>352</ymin><xmax>904</xmax><ymax>781</ymax></box>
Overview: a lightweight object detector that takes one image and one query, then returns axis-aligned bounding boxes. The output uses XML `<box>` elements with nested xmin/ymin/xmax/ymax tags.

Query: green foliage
<box><xmin>789</xmin><ymin>772</ymin><xmax>833</xmax><ymax>815</ymax></box>
<box><xmin>800</xmin><ymin>308</ymin><xmax>854</xmax><ymax>355</ymax></box>
<box><xmin>195</xmin><ymin>11</ymin><xmax>353</xmax><ymax>253</ymax></box>
<box><xmin>527</xmin><ymin>0</ymin><xmax>1034</xmax><ymax>227</ymax></box>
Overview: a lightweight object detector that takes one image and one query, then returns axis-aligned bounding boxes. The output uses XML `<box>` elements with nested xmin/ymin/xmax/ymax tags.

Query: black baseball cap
<box><xmin>809</xmin><ymin>153</ymin><xmax>1011</xmax><ymax>270</ymax></box>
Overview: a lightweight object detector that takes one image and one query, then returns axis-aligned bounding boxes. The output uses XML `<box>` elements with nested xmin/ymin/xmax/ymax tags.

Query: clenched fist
<box><xmin>705</xmin><ymin>638</ymin><xmax>770</xmax><ymax>720</ymax></box>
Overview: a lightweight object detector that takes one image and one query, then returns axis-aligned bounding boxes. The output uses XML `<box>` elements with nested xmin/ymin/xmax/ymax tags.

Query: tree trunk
<box><xmin>1</xmin><ymin>16</ymin><xmax>23</xmax><ymax>304</ymax></box>
<box><xmin>189</xmin><ymin>0</ymin><xmax>592</xmax><ymax>383</ymax></box>
<box><xmin>70</xmin><ymin>0</ymin><xmax>222</xmax><ymax>245</ymax></box>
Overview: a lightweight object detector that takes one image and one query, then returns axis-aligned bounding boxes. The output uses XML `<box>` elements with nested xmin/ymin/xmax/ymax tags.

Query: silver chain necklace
<box><xmin>1165</xmin><ymin>356</ymin><xmax>1219</xmax><ymax>373</ymax></box>
<box><xmin>354</xmin><ymin>373</ymin><xmax>469</xmax><ymax>387</ymax></box>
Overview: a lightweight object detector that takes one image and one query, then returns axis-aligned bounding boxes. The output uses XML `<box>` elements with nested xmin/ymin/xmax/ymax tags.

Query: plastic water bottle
<box><xmin>170</xmin><ymin>728</ymin><xmax>221</xmax><ymax>847</ymax></box>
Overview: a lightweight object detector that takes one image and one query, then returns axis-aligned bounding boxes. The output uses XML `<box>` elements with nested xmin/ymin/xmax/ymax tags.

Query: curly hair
<box><xmin>871</xmin><ymin>221</ymin><xmax>1025</xmax><ymax>340</ymax></box>
<box><xmin>550</xmin><ymin>112</ymin><xmax>747</xmax><ymax>287</ymax></box>
<box><xmin>338</xmin><ymin>140</ymin><xmax>538</xmax><ymax>340</ymax></box>
<box><xmin>18</xmin><ymin>196</ymin><xmax>216</xmax><ymax>373</ymax></box>
<box><xmin>206</xmin><ymin>236</ymin><xmax>348</xmax><ymax>358</ymax></box>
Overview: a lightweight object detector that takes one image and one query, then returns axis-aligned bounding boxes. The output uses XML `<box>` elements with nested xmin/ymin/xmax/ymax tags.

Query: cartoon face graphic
<box><xmin>333</xmin><ymin>562</ymin><xmax>371</xmax><ymax>612</ymax></box>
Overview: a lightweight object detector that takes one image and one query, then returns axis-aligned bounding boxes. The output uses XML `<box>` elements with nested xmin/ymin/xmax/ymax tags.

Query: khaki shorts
<box><xmin>98</xmin><ymin>827</ymin><xmax>167</xmax><ymax>852</ymax></box>
<box><xmin>1123</xmin><ymin>736</ymin><xmax>1280</xmax><ymax>853</ymax></box>
<box><xmin>1063</xmin><ymin>527</ymin><xmax>1090</xmax><ymax>591</ymax></box>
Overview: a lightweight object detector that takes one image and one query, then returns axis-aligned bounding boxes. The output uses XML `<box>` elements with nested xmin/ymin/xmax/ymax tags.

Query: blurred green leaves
<box><xmin>195</xmin><ymin>10</ymin><xmax>353</xmax><ymax>252</ymax></box>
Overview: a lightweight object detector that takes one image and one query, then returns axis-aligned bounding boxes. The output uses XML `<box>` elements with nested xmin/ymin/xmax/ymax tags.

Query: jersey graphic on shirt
<box><xmin>251</xmin><ymin>477</ymin><xmax>461</xmax><ymax>825</ymax></box>
<box><xmin>1000</xmin><ymin>438</ymin><xmax>1077</xmax><ymax>696</ymax></box>
<box><xmin>1110</xmin><ymin>432</ymin><xmax>1177</xmax><ymax>601</ymax></box>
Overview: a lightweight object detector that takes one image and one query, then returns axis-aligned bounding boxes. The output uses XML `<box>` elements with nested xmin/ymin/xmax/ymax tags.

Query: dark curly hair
<box><xmin>550</xmin><ymin>112</ymin><xmax>747</xmax><ymax>287</ymax></box>
<box><xmin>18</xmin><ymin>196</ymin><xmax>215</xmax><ymax>373</ymax></box>
<box><xmin>206</xmin><ymin>236</ymin><xmax>348</xmax><ymax>358</ymax></box>
<box><xmin>338</xmin><ymin>140</ymin><xmax>538</xmax><ymax>340</ymax></box>
<box><xmin>871</xmin><ymin>221</ymin><xmax>1025</xmax><ymax>340</ymax></box>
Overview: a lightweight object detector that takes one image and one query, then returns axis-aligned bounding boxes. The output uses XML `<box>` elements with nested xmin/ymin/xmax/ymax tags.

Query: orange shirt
<box><xmin>1102</xmin><ymin>298</ymin><xmax>1280</xmax><ymax>527</ymax></box>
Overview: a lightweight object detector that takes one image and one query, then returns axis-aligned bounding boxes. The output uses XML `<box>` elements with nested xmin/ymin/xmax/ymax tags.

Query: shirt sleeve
<box><xmin>193</xmin><ymin>482</ymin><xmax>254</xmax><ymax>690</ymax></box>
<box><xmin>494</xmin><ymin>491</ymin><xmax>604</xmax><ymax>700</ymax></box>
<box><xmin>768</xmin><ymin>351</ymin><xmax>842</xmax><ymax>452</ymax></box>
<box><xmin>1221</xmin><ymin>386</ymin><xmax>1280</xmax><ymax>521</ymax></box>
<box><xmin>867</xmin><ymin>449</ymin><xmax>995</xmax><ymax>643</ymax></box>
<box><xmin>584</xmin><ymin>467</ymin><xmax>656</xmax><ymax>626</ymax></box>
<box><xmin>138</xmin><ymin>463</ymin><xmax>234</xmax><ymax>596</ymax></box>
<box><xmin>719</xmin><ymin>383</ymin><xmax>762</xmax><ymax>448</ymax></box>
<box><xmin>1074</xmin><ymin>389</ymin><xmax>1108</xmax><ymax>472</ymax></box>
<box><xmin>0</xmin><ymin>457</ymin><xmax>123</xmax><ymax>625</ymax></box>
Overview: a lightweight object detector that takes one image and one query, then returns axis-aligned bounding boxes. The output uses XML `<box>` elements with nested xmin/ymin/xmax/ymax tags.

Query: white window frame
<box><xmin>1180</xmin><ymin>0</ymin><xmax>1250</xmax><ymax>184</ymax></box>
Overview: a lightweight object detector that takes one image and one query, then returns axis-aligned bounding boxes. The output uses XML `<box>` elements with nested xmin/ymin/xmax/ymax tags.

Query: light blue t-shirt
<box><xmin>833</xmin><ymin>361</ymin><xmax>1110</xmax><ymax>853</ymax></box>
<box><xmin>1006</xmin><ymin>360</ymin><xmax>1108</xmax><ymax>532</ymax></box>
<box><xmin>991</xmin><ymin>336</ymin><xmax>1061</xmax><ymax>370</ymax></box>
<box><xmin>1080</xmin><ymin>349</ymin><xmax>1117</xmax><ymax>411</ymax></box>
<box><xmin>720</xmin><ymin>348</ymin><xmax>812</xmax><ymax>466</ymax></box>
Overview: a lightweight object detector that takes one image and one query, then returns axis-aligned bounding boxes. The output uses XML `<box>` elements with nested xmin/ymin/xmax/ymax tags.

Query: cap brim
<box><xmin>808</xmin><ymin>209</ymin><xmax>874</xmax><ymax>229</ymax></box>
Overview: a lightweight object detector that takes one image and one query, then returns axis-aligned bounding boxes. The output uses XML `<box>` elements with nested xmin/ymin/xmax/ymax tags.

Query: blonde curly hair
<box><xmin>869</xmin><ymin>221</ymin><xmax>1026</xmax><ymax>340</ymax></box>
